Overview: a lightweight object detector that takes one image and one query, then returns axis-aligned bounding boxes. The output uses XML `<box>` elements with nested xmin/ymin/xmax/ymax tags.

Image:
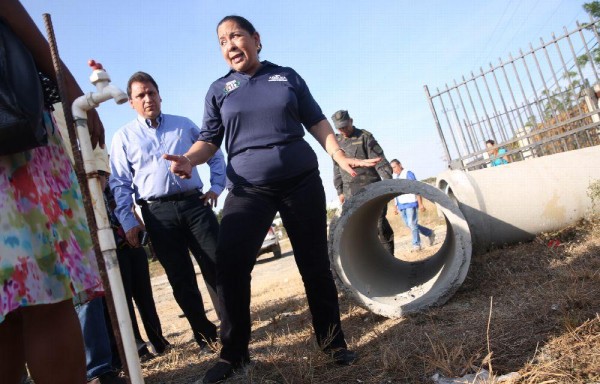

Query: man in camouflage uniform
<box><xmin>331</xmin><ymin>110</ymin><xmax>395</xmax><ymax>255</ymax></box>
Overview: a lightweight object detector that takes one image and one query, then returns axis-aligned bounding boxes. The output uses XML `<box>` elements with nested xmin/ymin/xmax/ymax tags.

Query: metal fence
<box><xmin>425</xmin><ymin>15</ymin><xmax>600</xmax><ymax>171</ymax></box>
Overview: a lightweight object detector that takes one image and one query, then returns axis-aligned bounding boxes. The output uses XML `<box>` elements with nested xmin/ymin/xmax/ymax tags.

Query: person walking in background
<box><xmin>109</xmin><ymin>71</ymin><xmax>225</xmax><ymax>352</ymax></box>
<box><xmin>331</xmin><ymin>110</ymin><xmax>395</xmax><ymax>255</ymax></box>
<box><xmin>391</xmin><ymin>159</ymin><xmax>435</xmax><ymax>252</ymax></box>
<box><xmin>485</xmin><ymin>139</ymin><xmax>510</xmax><ymax>167</ymax></box>
<box><xmin>0</xmin><ymin>1</ymin><xmax>105</xmax><ymax>382</ymax></box>
<box><xmin>166</xmin><ymin>15</ymin><xmax>380</xmax><ymax>384</ymax></box>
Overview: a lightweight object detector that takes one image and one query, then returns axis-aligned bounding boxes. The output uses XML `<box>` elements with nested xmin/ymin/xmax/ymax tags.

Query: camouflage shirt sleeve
<box><xmin>366</xmin><ymin>134</ymin><xmax>393</xmax><ymax>180</ymax></box>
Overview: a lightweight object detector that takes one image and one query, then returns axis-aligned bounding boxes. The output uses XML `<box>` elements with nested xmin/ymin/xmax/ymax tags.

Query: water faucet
<box><xmin>72</xmin><ymin>60</ymin><xmax>127</xmax><ymax>120</ymax></box>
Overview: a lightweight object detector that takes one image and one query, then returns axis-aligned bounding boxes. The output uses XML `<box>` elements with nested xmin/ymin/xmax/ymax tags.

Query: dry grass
<box><xmin>137</xmin><ymin>214</ymin><xmax>600</xmax><ymax>384</ymax></box>
<box><xmin>515</xmin><ymin>315</ymin><xmax>600</xmax><ymax>383</ymax></box>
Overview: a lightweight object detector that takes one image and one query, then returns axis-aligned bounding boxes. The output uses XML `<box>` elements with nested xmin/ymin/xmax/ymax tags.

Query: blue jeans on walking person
<box><xmin>76</xmin><ymin>297</ymin><xmax>114</xmax><ymax>381</ymax></box>
<box><xmin>400</xmin><ymin>207</ymin><xmax>432</xmax><ymax>246</ymax></box>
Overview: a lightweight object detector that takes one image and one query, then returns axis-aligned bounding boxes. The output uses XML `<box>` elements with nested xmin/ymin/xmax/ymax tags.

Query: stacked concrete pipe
<box><xmin>329</xmin><ymin>145</ymin><xmax>600</xmax><ymax>318</ymax></box>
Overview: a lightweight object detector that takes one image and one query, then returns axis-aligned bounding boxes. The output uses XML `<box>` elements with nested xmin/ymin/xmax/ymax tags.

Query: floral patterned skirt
<box><xmin>0</xmin><ymin>112</ymin><xmax>102</xmax><ymax>323</ymax></box>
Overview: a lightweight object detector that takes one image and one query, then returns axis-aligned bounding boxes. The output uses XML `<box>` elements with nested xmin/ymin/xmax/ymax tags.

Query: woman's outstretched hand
<box><xmin>336</xmin><ymin>156</ymin><xmax>381</xmax><ymax>177</ymax></box>
<box><xmin>163</xmin><ymin>154</ymin><xmax>192</xmax><ymax>179</ymax></box>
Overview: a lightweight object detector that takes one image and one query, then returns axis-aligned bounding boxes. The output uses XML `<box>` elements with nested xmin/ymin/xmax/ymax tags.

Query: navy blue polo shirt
<box><xmin>199</xmin><ymin>61</ymin><xmax>324</xmax><ymax>186</ymax></box>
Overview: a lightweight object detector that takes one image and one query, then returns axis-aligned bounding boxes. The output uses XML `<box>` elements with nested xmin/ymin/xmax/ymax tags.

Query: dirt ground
<box><xmin>134</xmin><ymin>203</ymin><xmax>600</xmax><ymax>384</ymax></box>
<box><xmin>143</xmin><ymin>199</ymin><xmax>445</xmax><ymax>353</ymax></box>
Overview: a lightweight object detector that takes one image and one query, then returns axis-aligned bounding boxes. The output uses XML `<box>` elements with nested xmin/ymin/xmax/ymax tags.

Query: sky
<box><xmin>21</xmin><ymin>0</ymin><xmax>588</xmax><ymax>209</ymax></box>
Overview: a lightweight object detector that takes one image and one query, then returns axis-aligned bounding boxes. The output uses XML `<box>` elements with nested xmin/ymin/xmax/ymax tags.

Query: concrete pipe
<box><xmin>436</xmin><ymin>145</ymin><xmax>600</xmax><ymax>255</ymax></box>
<box><xmin>329</xmin><ymin>146</ymin><xmax>599</xmax><ymax>318</ymax></box>
<box><xmin>329</xmin><ymin>179</ymin><xmax>472</xmax><ymax>318</ymax></box>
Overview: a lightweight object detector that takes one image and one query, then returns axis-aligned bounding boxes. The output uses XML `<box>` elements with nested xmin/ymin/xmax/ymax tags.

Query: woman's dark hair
<box><xmin>485</xmin><ymin>139</ymin><xmax>495</xmax><ymax>146</ymax></box>
<box><xmin>217</xmin><ymin>15</ymin><xmax>262</xmax><ymax>53</ymax></box>
<box><xmin>127</xmin><ymin>71</ymin><xmax>159</xmax><ymax>99</ymax></box>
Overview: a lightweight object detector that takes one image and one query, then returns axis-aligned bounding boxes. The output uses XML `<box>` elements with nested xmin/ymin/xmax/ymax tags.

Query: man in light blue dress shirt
<box><xmin>109</xmin><ymin>71</ymin><xmax>225</xmax><ymax>349</ymax></box>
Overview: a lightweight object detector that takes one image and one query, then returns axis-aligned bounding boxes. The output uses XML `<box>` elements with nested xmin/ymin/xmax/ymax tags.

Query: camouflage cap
<box><xmin>331</xmin><ymin>110</ymin><xmax>352</xmax><ymax>129</ymax></box>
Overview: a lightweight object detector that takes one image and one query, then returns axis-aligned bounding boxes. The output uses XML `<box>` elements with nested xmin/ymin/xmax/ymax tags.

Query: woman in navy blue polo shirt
<box><xmin>165</xmin><ymin>15</ymin><xmax>379</xmax><ymax>383</ymax></box>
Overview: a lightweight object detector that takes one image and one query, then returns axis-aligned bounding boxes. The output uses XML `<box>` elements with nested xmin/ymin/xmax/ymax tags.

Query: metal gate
<box><xmin>425</xmin><ymin>15</ymin><xmax>600</xmax><ymax>171</ymax></box>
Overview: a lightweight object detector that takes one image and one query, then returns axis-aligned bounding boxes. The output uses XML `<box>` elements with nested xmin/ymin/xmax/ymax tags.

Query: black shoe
<box><xmin>140</xmin><ymin>351</ymin><xmax>156</xmax><ymax>363</ymax></box>
<box><xmin>196</xmin><ymin>335</ymin><xmax>218</xmax><ymax>352</ymax></box>
<box><xmin>331</xmin><ymin>348</ymin><xmax>357</xmax><ymax>366</ymax></box>
<box><xmin>88</xmin><ymin>370</ymin><xmax>126</xmax><ymax>384</ymax></box>
<box><xmin>155</xmin><ymin>342</ymin><xmax>173</xmax><ymax>355</ymax></box>
<box><xmin>138</xmin><ymin>345</ymin><xmax>156</xmax><ymax>362</ymax></box>
<box><xmin>202</xmin><ymin>361</ymin><xmax>235</xmax><ymax>384</ymax></box>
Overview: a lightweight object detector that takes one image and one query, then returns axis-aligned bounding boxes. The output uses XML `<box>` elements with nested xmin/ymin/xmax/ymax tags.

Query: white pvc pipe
<box><xmin>73</xmin><ymin>67</ymin><xmax>143</xmax><ymax>384</ymax></box>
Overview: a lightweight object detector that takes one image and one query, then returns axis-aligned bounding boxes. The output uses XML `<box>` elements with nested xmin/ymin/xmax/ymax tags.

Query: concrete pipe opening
<box><xmin>329</xmin><ymin>179</ymin><xmax>472</xmax><ymax>318</ymax></box>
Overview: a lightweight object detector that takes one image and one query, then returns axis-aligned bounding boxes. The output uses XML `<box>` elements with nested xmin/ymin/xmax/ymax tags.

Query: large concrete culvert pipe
<box><xmin>329</xmin><ymin>179</ymin><xmax>472</xmax><ymax>319</ymax></box>
<box><xmin>436</xmin><ymin>145</ymin><xmax>600</xmax><ymax>256</ymax></box>
<box><xmin>330</xmin><ymin>146</ymin><xmax>600</xmax><ymax>319</ymax></box>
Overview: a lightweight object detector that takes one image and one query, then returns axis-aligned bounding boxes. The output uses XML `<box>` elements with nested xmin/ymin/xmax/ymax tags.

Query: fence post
<box><xmin>424</xmin><ymin>85</ymin><xmax>452</xmax><ymax>167</ymax></box>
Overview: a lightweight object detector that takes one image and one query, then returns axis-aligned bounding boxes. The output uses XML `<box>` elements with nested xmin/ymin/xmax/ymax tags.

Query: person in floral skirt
<box><xmin>0</xmin><ymin>1</ymin><xmax>105</xmax><ymax>383</ymax></box>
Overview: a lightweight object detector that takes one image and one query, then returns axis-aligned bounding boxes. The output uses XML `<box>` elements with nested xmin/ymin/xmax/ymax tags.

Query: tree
<box><xmin>577</xmin><ymin>2</ymin><xmax>600</xmax><ymax>66</ymax></box>
<box><xmin>540</xmin><ymin>71</ymin><xmax>580</xmax><ymax>120</ymax></box>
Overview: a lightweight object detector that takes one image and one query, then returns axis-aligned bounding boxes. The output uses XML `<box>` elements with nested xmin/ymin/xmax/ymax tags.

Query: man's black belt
<box><xmin>137</xmin><ymin>189</ymin><xmax>201</xmax><ymax>205</ymax></box>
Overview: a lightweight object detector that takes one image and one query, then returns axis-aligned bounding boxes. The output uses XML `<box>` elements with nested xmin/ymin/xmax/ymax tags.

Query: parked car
<box><xmin>258</xmin><ymin>224</ymin><xmax>282</xmax><ymax>259</ymax></box>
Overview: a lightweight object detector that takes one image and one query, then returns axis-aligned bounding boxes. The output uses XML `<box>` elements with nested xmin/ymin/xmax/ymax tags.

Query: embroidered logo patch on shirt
<box><xmin>268</xmin><ymin>74</ymin><xmax>287</xmax><ymax>82</ymax></box>
<box><xmin>224</xmin><ymin>80</ymin><xmax>240</xmax><ymax>94</ymax></box>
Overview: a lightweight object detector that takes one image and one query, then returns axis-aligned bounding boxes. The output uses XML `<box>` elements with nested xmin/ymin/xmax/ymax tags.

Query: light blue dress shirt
<box><xmin>109</xmin><ymin>113</ymin><xmax>226</xmax><ymax>232</ymax></box>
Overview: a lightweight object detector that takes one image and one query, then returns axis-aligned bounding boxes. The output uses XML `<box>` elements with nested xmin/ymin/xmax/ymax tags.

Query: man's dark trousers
<box><xmin>378</xmin><ymin>205</ymin><xmax>394</xmax><ymax>255</ymax></box>
<box><xmin>141</xmin><ymin>194</ymin><xmax>219</xmax><ymax>345</ymax></box>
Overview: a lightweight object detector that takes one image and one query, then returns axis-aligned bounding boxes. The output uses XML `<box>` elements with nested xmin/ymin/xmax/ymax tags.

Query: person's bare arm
<box><xmin>417</xmin><ymin>195</ymin><xmax>426</xmax><ymax>212</ymax></box>
<box><xmin>164</xmin><ymin>141</ymin><xmax>219</xmax><ymax>179</ymax></box>
<box><xmin>308</xmin><ymin>119</ymin><xmax>380</xmax><ymax>176</ymax></box>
